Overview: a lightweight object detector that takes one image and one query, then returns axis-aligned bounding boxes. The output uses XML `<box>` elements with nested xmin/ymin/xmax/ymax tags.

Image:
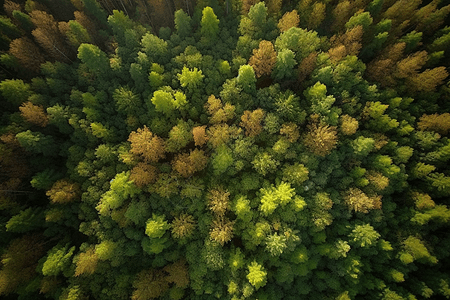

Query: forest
<box><xmin>1</xmin><ymin>0</ymin><xmax>450</xmax><ymax>299</ymax></box>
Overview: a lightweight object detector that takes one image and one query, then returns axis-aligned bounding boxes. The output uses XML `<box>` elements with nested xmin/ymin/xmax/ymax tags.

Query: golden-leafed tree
<box><xmin>248</xmin><ymin>40</ymin><xmax>277</xmax><ymax>78</ymax></box>
<box><xmin>240</xmin><ymin>109</ymin><xmax>265</xmax><ymax>137</ymax></box>
<box><xmin>171</xmin><ymin>214</ymin><xmax>196</xmax><ymax>239</ymax></box>
<box><xmin>340</xmin><ymin>114</ymin><xmax>359</xmax><ymax>135</ymax></box>
<box><xmin>193</xmin><ymin>125</ymin><xmax>209</xmax><ymax>147</ymax></box>
<box><xmin>307</xmin><ymin>1</ymin><xmax>326</xmax><ymax>30</ymax></box>
<box><xmin>297</xmin><ymin>51</ymin><xmax>317</xmax><ymax>83</ymax></box>
<box><xmin>342</xmin><ymin>188</ymin><xmax>382</xmax><ymax>213</ymax></box>
<box><xmin>411</xmin><ymin>191</ymin><xmax>435</xmax><ymax>210</ymax></box>
<box><xmin>132</xmin><ymin>269</ymin><xmax>169</xmax><ymax>300</ymax></box>
<box><xmin>280</xmin><ymin>122</ymin><xmax>300</xmax><ymax>142</ymax></box>
<box><xmin>163</xmin><ymin>259</ymin><xmax>190</xmax><ymax>288</ymax></box>
<box><xmin>208</xmin><ymin>187</ymin><xmax>230</xmax><ymax>217</ymax></box>
<box><xmin>303</xmin><ymin>123</ymin><xmax>338</xmax><ymax>157</ymax></box>
<box><xmin>29</xmin><ymin>10</ymin><xmax>72</xmax><ymax>62</ymax></box>
<box><xmin>331</xmin><ymin>0</ymin><xmax>354</xmax><ymax>32</ymax></box>
<box><xmin>74</xmin><ymin>11</ymin><xmax>99</xmax><ymax>44</ymax></box>
<box><xmin>407</xmin><ymin>67</ymin><xmax>449</xmax><ymax>93</ymax></box>
<box><xmin>207</xmin><ymin>124</ymin><xmax>241</xmax><ymax>148</ymax></box>
<box><xmin>366</xmin><ymin>42</ymin><xmax>406</xmax><ymax>87</ymax></box>
<box><xmin>210</xmin><ymin>217</ymin><xmax>234</xmax><ymax>246</ymax></box>
<box><xmin>128</xmin><ymin>126</ymin><xmax>165</xmax><ymax>162</ymax></box>
<box><xmin>330</xmin><ymin>25</ymin><xmax>363</xmax><ymax>58</ymax></box>
<box><xmin>366</xmin><ymin>170</ymin><xmax>389</xmax><ymax>192</ymax></box>
<box><xmin>277</xmin><ymin>10</ymin><xmax>299</xmax><ymax>32</ymax></box>
<box><xmin>46</xmin><ymin>179</ymin><xmax>80</xmax><ymax>204</ymax></box>
<box><xmin>19</xmin><ymin>101</ymin><xmax>48</xmax><ymax>127</ymax></box>
<box><xmin>204</xmin><ymin>95</ymin><xmax>235</xmax><ymax>124</ymax></box>
<box><xmin>0</xmin><ymin>235</ymin><xmax>45</xmax><ymax>296</ymax></box>
<box><xmin>3</xmin><ymin>1</ymin><xmax>21</xmax><ymax>17</ymax></box>
<box><xmin>9</xmin><ymin>37</ymin><xmax>46</xmax><ymax>72</ymax></box>
<box><xmin>241</xmin><ymin>0</ymin><xmax>259</xmax><ymax>15</ymax></box>
<box><xmin>74</xmin><ymin>247</ymin><xmax>98</xmax><ymax>276</ymax></box>
<box><xmin>394</xmin><ymin>51</ymin><xmax>427</xmax><ymax>79</ymax></box>
<box><xmin>130</xmin><ymin>162</ymin><xmax>158</xmax><ymax>188</ymax></box>
<box><xmin>417</xmin><ymin>113</ymin><xmax>450</xmax><ymax>135</ymax></box>
<box><xmin>172</xmin><ymin>149</ymin><xmax>208</xmax><ymax>178</ymax></box>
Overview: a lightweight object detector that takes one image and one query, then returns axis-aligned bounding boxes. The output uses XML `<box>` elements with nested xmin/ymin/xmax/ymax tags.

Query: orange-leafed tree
<box><xmin>193</xmin><ymin>125</ymin><xmax>209</xmax><ymax>147</ymax></box>
<box><xmin>303</xmin><ymin>123</ymin><xmax>338</xmax><ymax>157</ymax></box>
<box><xmin>172</xmin><ymin>149</ymin><xmax>208</xmax><ymax>178</ymax></box>
<box><xmin>297</xmin><ymin>52</ymin><xmax>317</xmax><ymax>83</ymax></box>
<box><xmin>128</xmin><ymin>126</ymin><xmax>165</xmax><ymax>163</ymax></box>
<box><xmin>9</xmin><ymin>37</ymin><xmax>46</xmax><ymax>72</ymax></box>
<box><xmin>208</xmin><ymin>187</ymin><xmax>231</xmax><ymax>217</ymax></box>
<box><xmin>417</xmin><ymin>113</ymin><xmax>450</xmax><ymax>135</ymax></box>
<box><xmin>248</xmin><ymin>40</ymin><xmax>277</xmax><ymax>78</ymax></box>
<box><xmin>204</xmin><ymin>95</ymin><xmax>235</xmax><ymax>124</ymax></box>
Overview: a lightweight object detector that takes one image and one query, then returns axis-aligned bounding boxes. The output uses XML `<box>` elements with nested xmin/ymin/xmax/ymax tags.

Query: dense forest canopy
<box><xmin>1</xmin><ymin>0</ymin><xmax>450</xmax><ymax>299</ymax></box>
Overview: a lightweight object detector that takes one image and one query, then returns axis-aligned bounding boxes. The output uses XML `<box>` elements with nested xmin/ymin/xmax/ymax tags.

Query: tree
<box><xmin>247</xmin><ymin>261</ymin><xmax>267</xmax><ymax>289</ymax></box>
<box><xmin>342</xmin><ymin>188</ymin><xmax>378</xmax><ymax>213</ymax></box>
<box><xmin>417</xmin><ymin>113</ymin><xmax>450</xmax><ymax>135</ymax></box>
<box><xmin>172</xmin><ymin>149</ymin><xmax>208</xmax><ymax>177</ymax></box>
<box><xmin>277</xmin><ymin>10</ymin><xmax>299</xmax><ymax>32</ymax></box>
<box><xmin>128</xmin><ymin>126</ymin><xmax>165</xmax><ymax>162</ymax></box>
<box><xmin>210</xmin><ymin>217</ymin><xmax>234</xmax><ymax>245</ymax></box>
<box><xmin>193</xmin><ymin>125</ymin><xmax>209</xmax><ymax>147</ymax></box>
<box><xmin>16</xmin><ymin>130</ymin><xmax>57</xmax><ymax>156</ymax></box>
<box><xmin>303</xmin><ymin>123</ymin><xmax>338</xmax><ymax>157</ymax></box>
<box><xmin>275</xmin><ymin>27</ymin><xmax>321</xmax><ymax>61</ymax></box>
<box><xmin>174</xmin><ymin>9</ymin><xmax>191</xmax><ymax>38</ymax></box>
<box><xmin>273</xmin><ymin>49</ymin><xmax>296</xmax><ymax>81</ymax></box>
<box><xmin>407</xmin><ymin>67</ymin><xmax>448</xmax><ymax>92</ymax></box>
<box><xmin>77</xmin><ymin>43</ymin><xmax>110</xmax><ymax>75</ymax></box>
<box><xmin>171</xmin><ymin>214</ymin><xmax>196</xmax><ymax>239</ymax></box>
<box><xmin>248</xmin><ymin>40</ymin><xmax>277</xmax><ymax>78</ymax></box>
<box><xmin>204</xmin><ymin>95</ymin><xmax>235</xmax><ymax>124</ymax></box>
<box><xmin>307</xmin><ymin>1</ymin><xmax>326</xmax><ymax>30</ymax></box>
<box><xmin>165</xmin><ymin>120</ymin><xmax>193</xmax><ymax>153</ymax></box>
<box><xmin>131</xmin><ymin>269</ymin><xmax>169</xmax><ymax>300</ymax></box>
<box><xmin>177</xmin><ymin>66</ymin><xmax>204</xmax><ymax>91</ymax></box>
<box><xmin>297</xmin><ymin>52</ymin><xmax>317</xmax><ymax>83</ymax></box>
<box><xmin>341</xmin><ymin>115</ymin><xmax>359</xmax><ymax>135</ymax></box>
<box><xmin>252</xmin><ymin>151</ymin><xmax>279</xmax><ymax>176</ymax></box>
<box><xmin>46</xmin><ymin>179</ymin><xmax>80</xmax><ymax>204</ymax></box>
<box><xmin>130</xmin><ymin>162</ymin><xmax>158</xmax><ymax>188</ymax></box>
<box><xmin>349</xmin><ymin>223</ymin><xmax>380</xmax><ymax>248</ymax></box>
<box><xmin>0</xmin><ymin>79</ymin><xmax>32</xmax><ymax>106</ymax></box>
<box><xmin>332</xmin><ymin>0</ymin><xmax>354</xmax><ymax>31</ymax></box>
<box><xmin>240</xmin><ymin>109</ymin><xmax>265</xmax><ymax>137</ymax></box>
<box><xmin>237</xmin><ymin>64</ymin><xmax>257</xmax><ymax>94</ymax></box>
<box><xmin>19</xmin><ymin>101</ymin><xmax>48</xmax><ymax>127</ymax></box>
<box><xmin>200</xmin><ymin>6</ymin><xmax>219</xmax><ymax>42</ymax></box>
<box><xmin>42</xmin><ymin>243</ymin><xmax>75</xmax><ymax>276</ymax></box>
<box><xmin>282</xmin><ymin>163</ymin><xmax>309</xmax><ymax>186</ymax></box>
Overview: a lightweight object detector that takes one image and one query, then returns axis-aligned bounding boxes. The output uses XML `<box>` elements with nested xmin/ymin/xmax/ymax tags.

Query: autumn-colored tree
<box><xmin>330</xmin><ymin>25</ymin><xmax>364</xmax><ymax>57</ymax></box>
<box><xmin>30</xmin><ymin>10</ymin><xmax>72</xmax><ymax>62</ymax></box>
<box><xmin>248</xmin><ymin>40</ymin><xmax>277</xmax><ymax>78</ymax></box>
<box><xmin>366</xmin><ymin>170</ymin><xmax>389</xmax><ymax>192</ymax></box>
<box><xmin>163</xmin><ymin>259</ymin><xmax>190</xmax><ymax>288</ymax></box>
<box><xmin>240</xmin><ymin>109</ymin><xmax>265</xmax><ymax>137</ymax></box>
<box><xmin>130</xmin><ymin>162</ymin><xmax>158</xmax><ymax>188</ymax></box>
<box><xmin>241</xmin><ymin>0</ymin><xmax>259</xmax><ymax>15</ymax></box>
<box><xmin>207</xmin><ymin>124</ymin><xmax>241</xmax><ymax>148</ymax></box>
<box><xmin>3</xmin><ymin>1</ymin><xmax>21</xmax><ymax>17</ymax></box>
<box><xmin>74</xmin><ymin>247</ymin><xmax>98</xmax><ymax>276</ymax></box>
<box><xmin>280</xmin><ymin>123</ymin><xmax>300</xmax><ymax>142</ymax></box>
<box><xmin>19</xmin><ymin>101</ymin><xmax>48</xmax><ymax>127</ymax></box>
<box><xmin>303</xmin><ymin>123</ymin><xmax>338</xmax><ymax>157</ymax></box>
<box><xmin>342</xmin><ymin>188</ymin><xmax>378</xmax><ymax>213</ymax></box>
<box><xmin>208</xmin><ymin>187</ymin><xmax>230</xmax><ymax>217</ymax></box>
<box><xmin>172</xmin><ymin>149</ymin><xmax>208</xmax><ymax>178</ymax></box>
<box><xmin>277</xmin><ymin>10</ymin><xmax>299</xmax><ymax>33</ymax></box>
<box><xmin>9</xmin><ymin>37</ymin><xmax>45</xmax><ymax>72</ymax></box>
<box><xmin>204</xmin><ymin>95</ymin><xmax>235</xmax><ymax>124</ymax></box>
<box><xmin>340</xmin><ymin>114</ymin><xmax>359</xmax><ymax>135</ymax></box>
<box><xmin>0</xmin><ymin>235</ymin><xmax>45</xmax><ymax>296</ymax></box>
<box><xmin>46</xmin><ymin>179</ymin><xmax>80</xmax><ymax>204</ymax></box>
<box><xmin>307</xmin><ymin>1</ymin><xmax>326</xmax><ymax>30</ymax></box>
<box><xmin>297</xmin><ymin>52</ymin><xmax>317</xmax><ymax>83</ymax></box>
<box><xmin>394</xmin><ymin>51</ymin><xmax>427</xmax><ymax>79</ymax></box>
<box><xmin>193</xmin><ymin>125</ymin><xmax>209</xmax><ymax>147</ymax></box>
<box><xmin>331</xmin><ymin>0</ymin><xmax>354</xmax><ymax>32</ymax></box>
<box><xmin>417</xmin><ymin>113</ymin><xmax>450</xmax><ymax>135</ymax></box>
<box><xmin>171</xmin><ymin>214</ymin><xmax>196</xmax><ymax>239</ymax></box>
<box><xmin>128</xmin><ymin>126</ymin><xmax>165</xmax><ymax>162</ymax></box>
<box><xmin>366</xmin><ymin>42</ymin><xmax>406</xmax><ymax>86</ymax></box>
<box><xmin>132</xmin><ymin>269</ymin><xmax>169</xmax><ymax>300</ymax></box>
<box><xmin>210</xmin><ymin>217</ymin><xmax>234</xmax><ymax>246</ymax></box>
<box><xmin>407</xmin><ymin>67</ymin><xmax>448</xmax><ymax>92</ymax></box>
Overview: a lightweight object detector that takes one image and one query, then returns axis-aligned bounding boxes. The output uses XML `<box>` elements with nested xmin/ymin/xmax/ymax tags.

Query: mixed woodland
<box><xmin>1</xmin><ymin>0</ymin><xmax>450</xmax><ymax>299</ymax></box>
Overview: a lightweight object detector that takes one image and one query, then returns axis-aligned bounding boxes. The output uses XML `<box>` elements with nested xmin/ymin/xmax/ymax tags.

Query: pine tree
<box><xmin>407</xmin><ymin>67</ymin><xmax>448</xmax><ymax>92</ymax></box>
<box><xmin>417</xmin><ymin>113</ymin><xmax>450</xmax><ymax>135</ymax></box>
<box><xmin>46</xmin><ymin>179</ymin><xmax>80</xmax><ymax>204</ymax></box>
<box><xmin>200</xmin><ymin>6</ymin><xmax>219</xmax><ymax>42</ymax></box>
<box><xmin>9</xmin><ymin>37</ymin><xmax>45</xmax><ymax>72</ymax></box>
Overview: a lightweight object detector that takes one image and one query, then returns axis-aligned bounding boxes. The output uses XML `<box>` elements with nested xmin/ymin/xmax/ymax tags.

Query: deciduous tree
<box><xmin>128</xmin><ymin>126</ymin><xmax>165</xmax><ymax>162</ymax></box>
<box><xmin>19</xmin><ymin>101</ymin><xmax>48</xmax><ymax>127</ymax></box>
<box><xmin>248</xmin><ymin>40</ymin><xmax>277</xmax><ymax>78</ymax></box>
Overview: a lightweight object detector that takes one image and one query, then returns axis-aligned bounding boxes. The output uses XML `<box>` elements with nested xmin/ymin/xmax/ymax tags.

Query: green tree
<box><xmin>177</xmin><ymin>66</ymin><xmax>204</xmax><ymax>91</ymax></box>
<box><xmin>349</xmin><ymin>224</ymin><xmax>380</xmax><ymax>248</ymax></box>
<box><xmin>174</xmin><ymin>9</ymin><xmax>192</xmax><ymax>38</ymax></box>
<box><xmin>77</xmin><ymin>43</ymin><xmax>110</xmax><ymax>75</ymax></box>
<box><xmin>247</xmin><ymin>261</ymin><xmax>267</xmax><ymax>290</ymax></box>
<box><xmin>200</xmin><ymin>7</ymin><xmax>219</xmax><ymax>42</ymax></box>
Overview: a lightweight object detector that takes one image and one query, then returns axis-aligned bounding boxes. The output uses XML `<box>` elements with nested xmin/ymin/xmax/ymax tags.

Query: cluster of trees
<box><xmin>1</xmin><ymin>0</ymin><xmax>450</xmax><ymax>299</ymax></box>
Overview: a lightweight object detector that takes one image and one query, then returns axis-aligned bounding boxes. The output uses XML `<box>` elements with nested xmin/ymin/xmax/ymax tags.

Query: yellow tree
<box><xmin>172</xmin><ymin>149</ymin><xmax>208</xmax><ymax>178</ymax></box>
<box><xmin>331</xmin><ymin>0</ymin><xmax>354</xmax><ymax>32</ymax></box>
<box><xmin>248</xmin><ymin>40</ymin><xmax>277</xmax><ymax>78</ymax></box>
<box><xmin>210</xmin><ymin>217</ymin><xmax>234</xmax><ymax>246</ymax></box>
<box><xmin>204</xmin><ymin>95</ymin><xmax>235</xmax><ymax>124</ymax></box>
<box><xmin>303</xmin><ymin>123</ymin><xmax>338</xmax><ymax>157</ymax></box>
<box><xmin>208</xmin><ymin>187</ymin><xmax>230</xmax><ymax>217</ymax></box>
<box><xmin>417</xmin><ymin>113</ymin><xmax>450</xmax><ymax>135</ymax></box>
<box><xmin>19</xmin><ymin>101</ymin><xmax>49</xmax><ymax>127</ymax></box>
<box><xmin>9</xmin><ymin>37</ymin><xmax>46</xmax><ymax>72</ymax></box>
<box><xmin>297</xmin><ymin>52</ymin><xmax>317</xmax><ymax>83</ymax></box>
<box><xmin>171</xmin><ymin>214</ymin><xmax>196</xmax><ymax>239</ymax></box>
<box><xmin>128</xmin><ymin>126</ymin><xmax>165</xmax><ymax>163</ymax></box>
<box><xmin>130</xmin><ymin>162</ymin><xmax>158</xmax><ymax>188</ymax></box>
<box><xmin>46</xmin><ymin>179</ymin><xmax>80</xmax><ymax>204</ymax></box>
<box><xmin>277</xmin><ymin>10</ymin><xmax>299</xmax><ymax>32</ymax></box>
<box><xmin>192</xmin><ymin>125</ymin><xmax>209</xmax><ymax>147</ymax></box>
<box><xmin>74</xmin><ymin>247</ymin><xmax>98</xmax><ymax>276</ymax></box>
<box><xmin>407</xmin><ymin>67</ymin><xmax>448</xmax><ymax>92</ymax></box>
<box><xmin>240</xmin><ymin>109</ymin><xmax>265</xmax><ymax>137</ymax></box>
<box><xmin>394</xmin><ymin>51</ymin><xmax>428</xmax><ymax>79</ymax></box>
